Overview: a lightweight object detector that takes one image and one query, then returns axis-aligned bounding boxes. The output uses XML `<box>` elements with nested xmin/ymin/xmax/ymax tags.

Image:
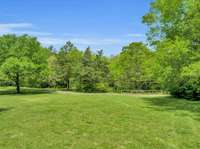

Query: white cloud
<box><xmin>0</xmin><ymin>23</ymin><xmax>34</xmax><ymax>35</ymax></box>
<box><xmin>0</xmin><ymin>23</ymin><xmax>33</xmax><ymax>28</ymax></box>
<box><xmin>14</xmin><ymin>31</ymin><xmax>53</xmax><ymax>36</ymax></box>
<box><xmin>70</xmin><ymin>38</ymin><xmax>130</xmax><ymax>45</ymax></box>
<box><xmin>0</xmin><ymin>23</ymin><xmax>140</xmax><ymax>48</ymax></box>
<box><xmin>38</xmin><ymin>37</ymin><xmax>131</xmax><ymax>46</ymax></box>
<box><xmin>0</xmin><ymin>23</ymin><xmax>53</xmax><ymax>37</ymax></box>
<box><xmin>126</xmin><ymin>33</ymin><xmax>145</xmax><ymax>38</ymax></box>
<box><xmin>38</xmin><ymin>37</ymin><xmax>66</xmax><ymax>45</ymax></box>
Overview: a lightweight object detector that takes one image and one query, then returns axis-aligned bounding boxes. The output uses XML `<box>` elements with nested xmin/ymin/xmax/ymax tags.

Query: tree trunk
<box><xmin>67</xmin><ymin>79</ymin><xmax>70</xmax><ymax>90</ymax></box>
<box><xmin>16</xmin><ymin>73</ymin><xmax>20</xmax><ymax>94</ymax></box>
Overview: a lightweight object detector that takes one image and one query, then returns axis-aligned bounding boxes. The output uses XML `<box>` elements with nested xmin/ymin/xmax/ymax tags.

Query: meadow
<box><xmin>0</xmin><ymin>88</ymin><xmax>200</xmax><ymax>149</ymax></box>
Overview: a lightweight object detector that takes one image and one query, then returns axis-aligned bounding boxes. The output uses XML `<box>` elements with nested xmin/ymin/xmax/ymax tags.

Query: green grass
<box><xmin>0</xmin><ymin>89</ymin><xmax>200</xmax><ymax>148</ymax></box>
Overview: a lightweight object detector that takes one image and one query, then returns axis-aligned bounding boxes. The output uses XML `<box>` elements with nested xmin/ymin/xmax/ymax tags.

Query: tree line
<box><xmin>0</xmin><ymin>0</ymin><xmax>199</xmax><ymax>99</ymax></box>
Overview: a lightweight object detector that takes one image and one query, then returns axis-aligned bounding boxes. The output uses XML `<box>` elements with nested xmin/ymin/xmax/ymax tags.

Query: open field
<box><xmin>0</xmin><ymin>89</ymin><xmax>200</xmax><ymax>149</ymax></box>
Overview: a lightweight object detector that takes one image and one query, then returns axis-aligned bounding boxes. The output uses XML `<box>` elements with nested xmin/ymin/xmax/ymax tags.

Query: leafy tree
<box><xmin>110</xmin><ymin>42</ymin><xmax>153</xmax><ymax>91</ymax></box>
<box><xmin>64</xmin><ymin>46</ymin><xmax>83</xmax><ymax>89</ymax></box>
<box><xmin>0</xmin><ymin>34</ymin><xmax>49</xmax><ymax>93</ymax></box>
<box><xmin>154</xmin><ymin>38</ymin><xmax>191</xmax><ymax>94</ymax></box>
<box><xmin>180</xmin><ymin>62</ymin><xmax>200</xmax><ymax>99</ymax></box>
<box><xmin>82</xmin><ymin>47</ymin><xmax>93</xmax><ymax>66</ymax></box>
<box><xmin>56</xmin><ymin>41</ymin><xmax>82</xmax><ymax>89</ymax></box>
<box><xmin>143</xmin><ymin>0</ymin><xmax>200</xmax><ymax>99</ymax></box>
<box><xmin>143</xmin><ymin>0</ymin><xmax>200</xmax><ymax>48</ymax></box>
<box><xmin>1</xmin><ymin>58</ymin><xmax>35</xmax><ymax>93</ymax></box>
<box><xmin>94</xmin><ymin>50</ymin><xmax>110</xmax><ymax>92</ymax></box>
<box><xmin>78</xmin><ymin>47</ymin><xmax>97</xmax><ymax>92</ymax></box>
<box><xmin>47</xmin><ymin>54</ymin><xmax>58</xmax><ymax>87</ymax></box>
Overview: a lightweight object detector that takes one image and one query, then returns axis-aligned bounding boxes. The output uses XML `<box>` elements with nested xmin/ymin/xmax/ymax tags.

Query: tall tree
<box><xmin>110</xmin><ymin>42</ymin><xmax>153</xmax><ymax>91</ymax></box>
<box><xmin>143</xmin><ymin>0</ymin><xmax>200</xmax><ymax>99</ymax></box>
<box><xmin>78</xmin><ymin>47</ymin><xmax>97</xmax><ymax>92</ymax></box>
<box><xmin>94</xmin><ymin>50</ymin><xmax>110</xmax><ymax>92</ymax></box>
<box><xmin>143</xmin><ymin>0</ymin><xmax>200</xmax><ymax>48</ymax></box>
<box><xmin>57</xmin><ymin>41</ymin><xmax>80</xmax><ymax>89</ymax></box>
<box><xmin>0</xmin><ymin>34</ymin><xmax>49</xmax><ymax>93</ymax></box>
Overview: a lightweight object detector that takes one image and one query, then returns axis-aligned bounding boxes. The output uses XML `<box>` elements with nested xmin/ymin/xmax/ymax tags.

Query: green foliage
<box><xmin>143</xmin><ymin>0</ymin><xmax>200</xmax><ymax>48</ymax></box>
<box><xmin>178</xmin><ymin>62</ymin><xmax>200</xmax><ymax>99</ymax></box>
<box><xmin>0</xmin><ymin>0</ymin><xmax>199</xmax><ymax>100</ymax></box>
<box><xmin>78</xmin><ymin>66</ymin><xmax>97</xmax><ymax>92</ymax></box>
<box><xmin>0</xmin><ymin>34</ymin><xmax>49</xmax><ymax>93</ymax></box>
<box><xmin>78</xmin><ymin>47</ymin><xmax>98</xmax><ymax>92</ymax></box>
<box><xmin>110</xmin><ymin>42</ymin><xmax>156</xmax><ymax>91</ymax></box>
<box><xmin>56</xmin><ymin>41</ymin><xmax>83</xmax><ymax>89</ymax></box>
<box><xmin>153</xmin><ymin>38</ymin><xmax>191</xmax><ymax>91</ymax></box>
<box><xmin>143</xmin><ymin>0</ymin><xmax>200</xmax><ymax>99</ymax></box>
<box><xmin>1</xmin><ymin>57</ymin><xmax>35</xmax><ymax>93</ymax></box>
<box><xmin>1</xmin><ymin>57</ymin><xmax>35</xmax><ymax>80</ymax></box>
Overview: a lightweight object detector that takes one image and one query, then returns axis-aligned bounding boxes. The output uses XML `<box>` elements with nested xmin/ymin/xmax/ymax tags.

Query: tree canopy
<box><xmin>0</xmin><ymin>0</ymin><xmax>199</xmax><ymax>99</ymax></box>
<box><xmin>0</xmin><ymin>35</ymin><xmax>49</xmax><ymax>93</ymax></box>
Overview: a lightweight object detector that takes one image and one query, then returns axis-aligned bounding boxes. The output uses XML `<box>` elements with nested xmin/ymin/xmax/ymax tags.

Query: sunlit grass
<box><xmin>0</xmin><ymin>89</ymin><xmax>200</xmax><ymax>148</ymax></box>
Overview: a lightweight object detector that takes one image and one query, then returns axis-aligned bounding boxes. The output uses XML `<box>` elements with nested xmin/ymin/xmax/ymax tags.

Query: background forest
<box><xmin>0</xmin><ymin>0</ymin><xmax>199</xmax><ymax>99</ymax></box>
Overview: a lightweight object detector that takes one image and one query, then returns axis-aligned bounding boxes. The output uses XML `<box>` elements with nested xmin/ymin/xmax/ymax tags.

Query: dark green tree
<box><xmin>78</xmin><ymin>47</ymin><xmax>97</xmax><ymax>92</ymax></box>
<box><xmin>57</xmin><ymin>41</ymin><xmax>82</xmax><ymax>89</ymax></box>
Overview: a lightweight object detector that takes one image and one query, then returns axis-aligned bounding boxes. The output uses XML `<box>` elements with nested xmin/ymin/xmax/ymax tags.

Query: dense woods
<box><xmin>0</xmin><ymin>0</ymin><xmax>199</xmax><ymax>99</ymax></box>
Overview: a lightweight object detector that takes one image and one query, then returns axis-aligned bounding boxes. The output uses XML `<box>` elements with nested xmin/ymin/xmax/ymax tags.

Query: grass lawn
<box><xmin>0</xmin><ymin>89</ymin><xmax>200</xmax><ymax>148</ymax></box>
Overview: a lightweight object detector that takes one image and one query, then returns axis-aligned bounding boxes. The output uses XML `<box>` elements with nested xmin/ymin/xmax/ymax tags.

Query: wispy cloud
<box><xmin>14</xmin><ymin>31</ymin><xmax>53</xmax><ymax>36</ymax></box>
<box><xmin>0</xmin><ymin>23</ymin><xmax>33</xmax><ymax>34</ymax></box>
<box><xmin>0</xmin><ymin>23</ymin><xmax>141</xmax><ymax>49</ymax></box>
<box><xmin>125</xmin><ymin>33</ymin><xmax>145</xmax><ymax>38</ymax></box>
<box><xmin>0</xmin><ymin>23</ymin><xmax>33</xmax><ymax>29</ymax></box>
<box><xmin>0</xmin><ymin>23</ymin><xmax>52</xmax><ymax>37</ymax></box>
<box><xmin>39</xmin><ymin>37</ymin><xmax>131</xmax><ymax>46</ymax></box>
<box><xmin>39</xmin><ymin>37</ymin><xmax>65</xmax><ymax>45</ymax></box>
<box><xmin>71</xmin><ymin>38</ymin><xmax>128</xmax><ymax>45</ymax></box>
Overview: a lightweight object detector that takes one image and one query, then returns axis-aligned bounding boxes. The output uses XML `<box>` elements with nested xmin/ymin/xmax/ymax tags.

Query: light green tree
<box><xmin>1</xmin><ymin>58</ymin><xmax>35</xmax><ymax>93</ymax></box>
<box><xmin>0</xmin><ymin>34</ymin><xmax>49</xmax><ymax>93</ymax></box>
<box><xmin>110</xmin><ymin>42</ymin><xmax>153</xmax><ymax>91</ymax></box>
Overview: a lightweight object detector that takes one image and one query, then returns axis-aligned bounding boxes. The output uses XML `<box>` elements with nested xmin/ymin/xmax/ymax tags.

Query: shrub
<box><xmin>177</xmin><ymin>62</ymin><xmax>200</xmax><ymax>99</ymax></box>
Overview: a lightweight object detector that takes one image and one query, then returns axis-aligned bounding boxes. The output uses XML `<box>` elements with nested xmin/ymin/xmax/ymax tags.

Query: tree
<box><xmin>47</xmin><ymin>53</ymin><xmax>59</xmax><ymax>87</ymax></box>
<box><xmin>1</xmin><ymin>58</ymin><xmax>34</xmax><ymax>93</ymax></box>
<box><xmin>142</xmin><ymin>0</ymin><xmax>200</xmax><ymax>48</ymax></box>
<box><xmin>180</xmin><ymin>62</ymin><xmax>200</xmax><ymax>99</ymax></box>
<box><xmin>0</xmin><ymin>34</ymin><xmax>49</xmax><ymax>93</ymax></box>
<box><xmin>78</xmin><ymin>47</ymin><xmax>97</xmax><ymax>92</ymax></box>
<box><xmin>153</xmin><ymin>38</ymin><xmax>191</xmax><ymax>94</ymax></box>
<box><xmin>56</xmin><ymin>41</ymin><xmax>82</xmax><ymax>89</ymax></box>
<box><xmin>143</xmin><ymin>0</ymin><xmax>200</xmax><ymax>99</ymax></box>
<box><xmin>110</xmin><ymin>42</ymin><xmax>153</xmax><ymax>91</ymax></box>
<box><xmin>94</xmin><ymin>50</ymin><xmax>110</xmax><ymax>92</ymax></box>
<box><xmin>82</xmin><ymin>47</ymin><xmax>93</xmax><ymax>66</ymax></box>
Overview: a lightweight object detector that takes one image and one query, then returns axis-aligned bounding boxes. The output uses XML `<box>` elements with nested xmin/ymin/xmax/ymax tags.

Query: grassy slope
<box><xmin>0</xmin><ymin>91</ymin><xmax>200</xmax><ymax>149</ymax></box>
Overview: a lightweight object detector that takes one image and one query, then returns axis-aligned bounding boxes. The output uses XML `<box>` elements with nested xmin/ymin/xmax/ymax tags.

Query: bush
<box><xmin>95</xmin><ymin>82</ymin><xmax>111</xmax><ymax>92</ymax></box>
<box><xmin>178</xmin><ymin>62</ymin><xmax>200</xmax><ymax>99</ymax></box>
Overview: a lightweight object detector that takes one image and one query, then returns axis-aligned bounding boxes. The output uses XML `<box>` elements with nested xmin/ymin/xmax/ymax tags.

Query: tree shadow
<box><xmin>0</xmin><ymin>88</ymin><xmax>56</xmax><ymax>95</ymax></box>
<box><xmin>0</xmin><ymin>107</ymin><xmax>13</xmax><ymax>113</ymax></box>
<box><xmin>141</xmin><ymin>96</ymin><xmax>200</xmax><ymax>121</ymax></box>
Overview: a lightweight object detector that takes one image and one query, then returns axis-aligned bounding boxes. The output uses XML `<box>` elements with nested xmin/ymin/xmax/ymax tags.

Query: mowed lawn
<box><xmin>0</xmin><ymin>90</ymin><xmax>200</xmax><ymax>148</ymax></box>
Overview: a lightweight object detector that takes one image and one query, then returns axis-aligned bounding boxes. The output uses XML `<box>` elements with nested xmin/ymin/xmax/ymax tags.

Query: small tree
<box><xmin>0</xmin><ymin>34</ymin><xmax>49</xmax><ymax>93</ymax></box>
<box><xmin>1</xmin><ymin>58</ymin><xmax>34</xmax><ymax>93</ymax></box>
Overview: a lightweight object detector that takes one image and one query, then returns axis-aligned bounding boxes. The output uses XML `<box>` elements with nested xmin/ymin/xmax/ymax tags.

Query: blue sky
<box><xmin>0</xmin><ymin>0</ymin><xmax>152</xmax><ymax>55</ymax></box>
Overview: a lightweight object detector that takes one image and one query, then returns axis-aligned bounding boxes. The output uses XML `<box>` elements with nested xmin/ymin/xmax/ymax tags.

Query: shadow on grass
<box><xmin>141</xmin><ymin>96</ymin><xmax>200</xmax><ymax>121</ymax></box>
<box><xmin>0</xmin><ymin>107</ymin><xmax>13</xmax><ymax>113</ymax></box>
<box><xmin>0</xmin><ymin>88</ymin><xmax>56</xmax><ymax>95</ymax></box>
